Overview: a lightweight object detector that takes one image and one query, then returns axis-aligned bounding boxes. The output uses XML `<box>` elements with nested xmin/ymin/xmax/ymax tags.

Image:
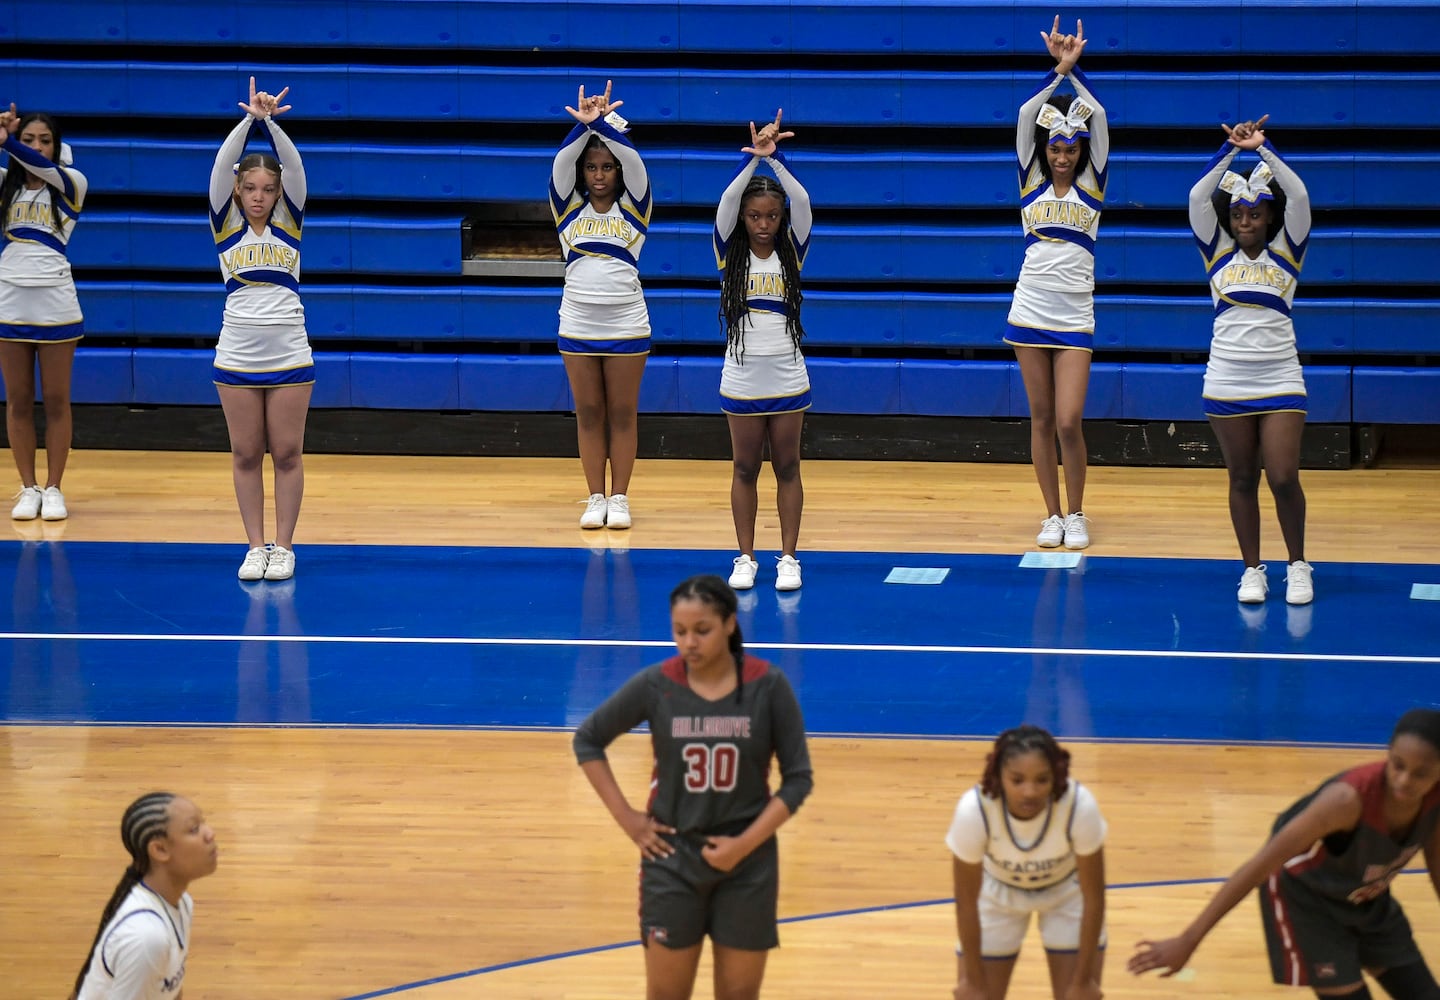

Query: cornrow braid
<box><xmin>978</xmin><ymin>725</ymin><xmax>1071</xmax><ymax>801</ymax></box>
<box><xmin>0</xmin><ymin>112</ymin><xmax>67</xmax><ymax>234</ymax></box>
<box><xmin>70</xmin><ymin>792</ymin><xmax>175</xmax><ymax>1000</ymax></box>
<box><xmin>669</xmin><ymin>574</ymin><xmax>746</xmax><ymax>703</ymax></box>
<box><xmin>718</xmin><ymin>177</ymin><xmax>805</xmax><ymax>364</ymax></box>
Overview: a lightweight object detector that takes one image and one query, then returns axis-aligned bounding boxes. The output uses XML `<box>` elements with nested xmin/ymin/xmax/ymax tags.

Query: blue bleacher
<box><xmin>4</xmin><ymin>0</ymin><xmax>1439</xmax><ymax>433</ymax></box>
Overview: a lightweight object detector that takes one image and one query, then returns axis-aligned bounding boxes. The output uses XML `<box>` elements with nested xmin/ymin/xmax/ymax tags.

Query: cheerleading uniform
<box><xmin>0</xmin><ymin>136</ymin><xmax>87</xmax><ymax>343</ymax></box>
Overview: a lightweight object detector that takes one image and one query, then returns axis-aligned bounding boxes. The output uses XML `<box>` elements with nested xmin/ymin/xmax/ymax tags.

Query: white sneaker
<box><xmin>728</xmin><ymin>554</ymin><xmax>759</xmax><ymax>590</ymax></box>
<box><xmin>1063</xmin><ymin>512</ymin><xmax>1090</xmax><ymax>549</ymax></box>
<box><xmin>1285</xmin><ymin>560</ymin><xmax>1314</xmax><ymax>606</ymax></box>
<box><xmin>40</xmin><ymin>486</ymin><xmax>67</xmax><ymax>521</ymax></box>
<box><xmin>264</xmin><ymin>545</ymin><xmax>296</xmax><ymax>581</ymax></box>
<box><xmin>579</xmin><ymin>493</ymin><xmax>607</xmax><ymax>529</ymax></box>
<box><xmin>606</xmin><ymin>494</ymin><xmax>631</xmax><ymax>530</ymax></box>
<box><xmin>237</xmin><ymin>546</ymin><xmax>270</xmax><ymax>581</ymax></box>
<box><xmin>1036</xmin><ymin>514</ymin><xmax>1065</xmax><ymax>548</ymax></box>
<box><xmin>775</xmin><ymin>554</ymin><xmax>802</xmax><ymax>591</ymax></box>
<box><xmin>1237</xmin><ymin>564</ymin><xmax>1268</xmax><ymax>604</ymax></box>
<box><xmin>10</xmin><ymin>486</ymin><xmax>42</xmax><ymax>520</ymax></box>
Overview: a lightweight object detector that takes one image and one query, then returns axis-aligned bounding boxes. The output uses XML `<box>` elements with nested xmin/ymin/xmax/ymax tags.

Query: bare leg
<box><xmin>1051</xmin><ymin>348</ymin><xmax>1092</xmax><ymax>513</ymax></box>
<box><xmin>264</xmin><ymin>384</ymin><xmax>312</xmax><ymax>549</ymax></box>
<box><xmin>711</xmin><ymin>943</ymin><xmax>770</xmax><ymax>1000</ymax></box>
<box><xmin>766</xmin><ymin>410</ymin><xmax>805</xmax><ymax>556</ymax></box>
<box><xmin>956</xmin><ymin>953</ymin><xmax>1019</xmax><ymax>1000</ymax></box>
<box><xmin>1014</xmin><ymin>346</ymin><xmax>1062</xmax><ymax>517</ymax></box>
<box><xmin>1258</xmin><ymin>410</ymin><xmax>1307</xmax><ymax>564</ymax></box>
<box><xmin>599</xmin><ymin>354</ymin><xmax>647</xmax><ymax>496</ymax></box>
<box><xmin>0</xmin><ymin>341</ymin><xmax>39</xmax><ymax>486</ymax></box>
<box><xmin>644</xmin><ymin>940</ymin><xmax>703</xmax><ymax>1000</ymax></box>
<box><xmin>564</xmin><ymin>354</ymin><xmax>611</xmax><ymax>496</ymax></box>
<box><xmin>1045</xmin><ymin>948</ymin><xmax>1102</xmax><ymax>1000</ymax></box>
<box><xmin>217</xmin><ymin>385</ymin><xmax>269</xmax><ymax>547</ymax></box>
<box><xmin>1208</xmin><ymin>414</ymin><xmax>1264</xmax><ymax>566</ymax></box>
<box><xmin>727</xmin><ymin>414</ymin><xmax>768</xmax><ymax>556</ymax></box>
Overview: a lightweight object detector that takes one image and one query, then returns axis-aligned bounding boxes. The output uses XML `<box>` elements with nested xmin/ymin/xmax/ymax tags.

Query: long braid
<box><xmin>69</xmin><ymin>793</ymin><xmax>175</xmax><ymax>1000</ymax></box>
<box><xmin>978</xmin><ymin>725</ymin><xmax>1071</xmax><ymax>800</ymax></box>
<box><xmin>718</xmin><ymin>177</ymin><xmax>805</xmax><ymax>363</ymax></box>
<box><xmin>669</xmin><ymin>575</ymin><xmax>746</xmax><ymax>703</ymax></box>
<box><xmin>0</xmin><ymin>112</ymin><xmax>67</xmax><ymax>234</ymax></box>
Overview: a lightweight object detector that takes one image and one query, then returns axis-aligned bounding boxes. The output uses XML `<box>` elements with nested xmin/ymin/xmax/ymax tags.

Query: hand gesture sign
<box><xmin>1222</xmin><ymin>113</ymin><xmax>1270</xmax><ymax>151</ymax></box>
<box><xmin>239</xmin><ymin>76</ymin><xmax>292</xmax><ymax>119</ymax></box>
<box><xmin>742</xmin><ymin>109</ymin><xmax>795</xmax><ymax>157</ymax></box>
<box><xmin>0</xmin><ymin>102</ymin><xmax>18</xmax><ymax>140</ymax></box>
<box><xmin>565</xmin><ymin>79</ymin><xmax>624</xmax><ymax>125</ymax></box>
<box><xmin>1042</xmin><ymin>15</ymin><xmax>1087</xmax><ymax>75</ymax></box>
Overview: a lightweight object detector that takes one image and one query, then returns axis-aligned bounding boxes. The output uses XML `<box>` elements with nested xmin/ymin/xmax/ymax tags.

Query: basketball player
<box><xmin>574</xmin><ymin>574</ymin><xmax>814</xmax><ymax>1000</ymax></box>
<box><xmin>209</xmin><ymin>77</ymin><xmax>311</xmax><ymax>582</ymax></box>
<box><xmin>70</xmin><ymin>792</ymin><xmax>219</xmax><ymax>1000</ymax></box>
<box><xmin>947</xmin><ymin>725</ymin><xmax>1108</xmax><ymax>1000</ymax></box>
<box><xmin>550</xmin><ymin>80</ymin><xmax>651</xmax><ymax>531</ymax></box>
<box><xmin>1130</xmin><ymin>708</ymin><xmax>1440</xmax><ymax>999</ymax></box>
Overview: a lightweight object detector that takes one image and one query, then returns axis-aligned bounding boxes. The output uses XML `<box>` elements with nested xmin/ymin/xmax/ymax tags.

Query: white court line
<box><xmin>2</xmin><ymin>631</ymin><xmax>1438</xmax><ymax>665</ymax></box>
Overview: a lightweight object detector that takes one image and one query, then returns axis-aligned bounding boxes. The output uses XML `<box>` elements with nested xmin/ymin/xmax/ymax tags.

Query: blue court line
<box><xmin>340</xmin><ymin>870</ymin><xmax>1430</xmax><ymax>999</ymax></box>
<box><xmin>4</xmin><ymin>631</ymin><xmax>1440</xmax><ymax>666</ymax></box>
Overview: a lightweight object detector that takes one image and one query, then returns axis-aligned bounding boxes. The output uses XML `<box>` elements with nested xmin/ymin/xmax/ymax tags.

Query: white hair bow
<box><xmin>59</xmin><ymin>141</ymin><xmax>74</xmax><ymax>166</ymax></box>
<box><xmin>1218</xmin><ymin>161</ymin><xmax>1274</xmax><ymax>207</ymax></box>
<box><xmin>1036</xmin><ymin>99</ymin><xmax>1094</xmax><ymax>143</ymax></box>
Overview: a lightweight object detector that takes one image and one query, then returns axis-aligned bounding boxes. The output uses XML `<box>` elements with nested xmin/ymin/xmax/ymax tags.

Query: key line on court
<box><xmin>3</xmin><ymin>631</ymin><xmax>1438</xmax><ymax>665</ymax></box>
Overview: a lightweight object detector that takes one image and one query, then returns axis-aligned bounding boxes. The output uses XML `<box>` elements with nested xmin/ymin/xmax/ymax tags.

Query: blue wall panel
<box><xmin>807</xmin><ymin>358</ymin><xmax>902</xmax><ymax>415</ymax></box>
<box><xmin>675</xmin><ymin>356</ymin><xmax>724</xmax><ymax>413</ymax></box>
<box><xmin>1353</xmin><ymin>367</ymin><xmax>1440</xmax><ymax>424</ymax></box>
<box><xmin>350</xmin><ymin>352</ymin><xmax>459</xmax><ymax>409</ymax></box>
<box><xmin>312</xmin><ymin>352</ymin><xmax>352</xmax><ymax>408</ymax></box>
<box><xmin>72</xmin><ymin>348</ymin><xmax>134</xmax><ymax>405</ymax></box>
<box><xmin>899</xmin><ymin>359</ymin><xmax>1011</xmax><ymax>417</ymax></box>
<box><xmin>458</xmin><ymin>355</ymin><xmax>571</xmax><ymax>412</ymax></box>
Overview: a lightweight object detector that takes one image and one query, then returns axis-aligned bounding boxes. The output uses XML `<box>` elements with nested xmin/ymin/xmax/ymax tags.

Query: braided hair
<box><xmin>0</xmin><ymin>112</ymin><xmax>67</xmax><ymax>234</ymax></box>
<box><xmin>669</xmin><ymin>574</ymin><xmax>746</xmax><ymax>703</ymax></box>
<box><xmin>718</xmin><ymin>176</ymin><xmax>805</xmax><ymax>363</ymax></box>
<box><xmin>1032</xmin><ymin>94</ymin><xmax>1093</xmax><ymax>183</ymax></box>
<box><xmin>978</xmin><ymin>725</ymin><xmax>1071</xmax><ymax>801</ymax></box>
<box><xmin>69</xmin><ymin>792</ymin><xmax>176</xmax><ymax>1000</ymax></box>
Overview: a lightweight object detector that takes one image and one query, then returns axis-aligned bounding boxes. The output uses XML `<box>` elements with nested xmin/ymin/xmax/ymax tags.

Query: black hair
<box><xmin>1392</xmin><ymin>708</ymin><xmax>1440</xmax><ymax>756</ymax></box>
<box><xmin>718</xmin><ymin>176</ymin><xmax>805</xmax><ymax>362</ymax></box>
<box><xmin>1032</xmin><ymin>94</ymin><xmax>1092</xmax><ymax>182</ymax></box>
<box><xmin>979</xmin><ymin>725</ymin><xmax>1072</xmax><ymax>801</ymax></box>
<box><xmin>1211</xmin><ymin>180</ymin><xmax>1287</xmax><ymax>244</ymax></box>
<box><xmin>70</xmin><ymin>792</ymin><xmax>176</xmax><ymax>1000</ymax></box>
<box><xmin>232</xmin><ymin>150</ymin><xmax>282</xmax><ymax>215</ymax></box>
<box><xmin>669</xmin><ymin>574</ymin><xmax>746</xmax><ymax>702</ymax></box>
<box><xmin>574</xmin><ymin>134</ymin><xmax>625</xmax><ymax>202</ymax></box>
<box><xmin>1</xmin><ymin>112</ymin><xmax>66</xmax><ymax>234</ymax></box>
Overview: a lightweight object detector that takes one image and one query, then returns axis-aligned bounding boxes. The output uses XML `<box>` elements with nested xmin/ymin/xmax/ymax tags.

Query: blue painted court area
<box><xmin>1</xmin><ymin>540</ymin><xmax>1434</xmax><ymax>744</ymax></box>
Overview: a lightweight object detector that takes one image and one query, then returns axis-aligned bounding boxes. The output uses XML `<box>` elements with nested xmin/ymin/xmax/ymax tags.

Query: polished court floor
<box><xmin>2</xmin><ymin>453</ymin><xmax>1437</xmax><ymax>998</ymax></box>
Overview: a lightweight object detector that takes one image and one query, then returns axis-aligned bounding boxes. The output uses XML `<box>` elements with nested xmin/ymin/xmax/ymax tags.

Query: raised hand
<box><xmin>1222</xmin><ymin>113</ymin><xmax>1269</xmax><ymax>150</ymax></box>
<box><xmin>1041</xmin><ymin>15</ymin><xmax>1087</xmax><ymax>74</ymax></box>
<box><xmin>238</xmin><ymin>76</ymin><xmax>292</xmax><ymax>118</ymax></box>
<box><xmin>565</xmin><ymin>79</ymin><xmax>625</xmax><ymax>124</ymax></box>
<box><xmin>0</xmin><ymin>102</ymin><xmax>17</xmax><ymax>140</ymax></box>
<box><xmin>742</xmin><ymin>108</ymin><xmax>795</xmax><ymax>157</ymax></box>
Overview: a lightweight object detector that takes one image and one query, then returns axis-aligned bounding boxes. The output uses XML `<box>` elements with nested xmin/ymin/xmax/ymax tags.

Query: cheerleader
<box><xmin>550</xmin><ymin>80</ymin><xmax>651</xmax><ymax>530</ymax></box>
<box><xmin>209</xmin><ymin>78</ymin><xmax>312</xmax><ymax>581</ymax></box>
<box><xmin>715</xmin><ymin>112</ymin><xmax>811</xmax><ymax>592</ymax></box>
<box><xmin>0</xmin><ymin>104</ymin><xmax>87</xmax><ymax>521</ymax></box>
<box><xmin>1003</xmin><ymin>17</ymin><xmax>1109</xmax><ymax>551</ymax></box>
<box><xmin>1188</xmin><ymin>115</ymin><xmax>1314</xmax><ymax>605</ymax></box>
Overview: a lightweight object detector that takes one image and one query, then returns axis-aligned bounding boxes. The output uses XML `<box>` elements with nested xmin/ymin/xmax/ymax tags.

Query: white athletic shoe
<box><xmin>10</xmin><ymin>486</ymin><xmax>42</xmax><ymax>520</ymax></box>
<box><xmin>40</xmin><ymin>486</ymin><xmax>67</xmax><ymax>521</ymax></box>
<box><xmin>1036</xmin><ymin>514</ymin><xmax>1065</xmax><ymax>548</ymax></box>
<box><xmin>728</xmin><ymin>554</ymin><xmax>759</xmax><ymax>591</ymax></box>
<box><xmin>1237</xmin><ymin>564</ymin><xmax>1269</xmax><ymax>604</ymax></box>
<box><xmin>579</xmin><ymin>493</ymin><xmax>607</xmax><ymax>529</ymax></box>
<box><xmin>775</xmin><ymin>554</ymin><xmax>802</xmax><ymax>592</ymax></box>
<box><xmin>237</xmin><ymin>547</ymin><xmax>270</xmax><ymax>581</ymax></box>
<box><xmin>1063</xmin><ymin>512</ymin><xmax>1090</xmax><ymax>550</ymax></box>
<box><xmin>1285</xmin><ymin>560</ymin><xmax>1314</xmax><ymax>606</ymax></box>
<box><xmin>606</xmin><ymin>494</ymin><xmax>631</xmax><ymax>530</ymax></box>
<box><xmin>264</xmin><ymin>545</ymin><xmax>296</xmax><ymax>581</ymax></box>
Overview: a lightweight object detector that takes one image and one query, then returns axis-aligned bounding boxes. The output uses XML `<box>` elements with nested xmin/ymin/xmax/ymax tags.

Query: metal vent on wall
<box><xmin>461</xmin><ymin>202</ymin><xmax>564</xmax><ymax>278</ymax></box>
